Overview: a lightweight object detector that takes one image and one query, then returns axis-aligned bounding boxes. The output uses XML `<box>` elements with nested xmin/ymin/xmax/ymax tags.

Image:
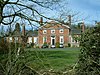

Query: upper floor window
<box><xmin>59</xmin><ymin>29</ymin><xmax>64</xmax><ymax>33</ymax></box>
<box><xmin>51</xmin><ymin>29</ymin><xmax>55</xmax><ymax>34</ymax></box>
<box><xmin>60</xmin><ymin>36</ymin><xmax>64</xmax><ymax>44</ymax></box>
<box><xmin>43</xmin><ymin>30</ymin><xmax>47</xmax><ymax>34</ymax></box>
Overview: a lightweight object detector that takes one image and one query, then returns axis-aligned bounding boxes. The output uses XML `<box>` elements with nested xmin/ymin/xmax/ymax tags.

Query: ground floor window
<box><xmin>14</xmin><ymin>37</ymin><xmax>18</xmax><ymax>43</ymax></box>
<box><xmin>60</xmin><ymin>36</ymin><xmax>64</xmax><ymax>44</ymax></box>
<box><xmin>34</xmin><ymin>37</ymin><xmax>38</xmax><ymax>44</ymax></box>
<box><xmin>28</xmin><ymin>37</ymin><xmax>32</xmax><ymax>43</ymax></box>
<box><xmin>43</xmin><ymin>36</ymin><xmax>47</xmax><ymax>43</ymax></box>
<box><xmin>9</xmin><ymin>37</ymin><xmax>12</xmax><ymax>42</ymax></box>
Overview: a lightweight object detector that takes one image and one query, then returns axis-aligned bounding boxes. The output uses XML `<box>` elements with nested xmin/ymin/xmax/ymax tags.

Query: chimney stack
<box><xmin>68</xmin><ymin>15</ymin><xmax>71</xmax><ymax>26</ymax></box>
<box><xmin>81</xmin><ymin>21</ymin><xmax>85</xmax><ymax>32</ymax></box>
<box><xmin>22</xmin><ymin>24</ymin><xmax>25</xmax><ymax>36</ymax></box>
<box><xmin>40</xmin><ymin>17</ymin><xmax>43</xmax><ymax>26</ymax></box>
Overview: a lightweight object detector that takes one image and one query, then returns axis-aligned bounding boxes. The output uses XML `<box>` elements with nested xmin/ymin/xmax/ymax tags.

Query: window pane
<box><xmin>51</xmin><ymin>29</ymin><xmax>55</xmax><ymax>34</ymax></box>
<box><xmin>43</xmin><ymin>30</ymin><xmax>47</xmax><ymax>34</ymax></box>
<box><xmin>59</xmin><ymin>29</ymin><xmax>64</xmax><ymax>33</ymax></box>
<box><xmin>43</xmin><ymin>37</ymin><xmax>47</xmax><ymax>43</ymax></box>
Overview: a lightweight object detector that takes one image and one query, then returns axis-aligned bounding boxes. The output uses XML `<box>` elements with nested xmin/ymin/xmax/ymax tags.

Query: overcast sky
<box><xmin>68</xmin><ymin>0</ymin><xmax>100</xmax><ymax>25</ymax></box>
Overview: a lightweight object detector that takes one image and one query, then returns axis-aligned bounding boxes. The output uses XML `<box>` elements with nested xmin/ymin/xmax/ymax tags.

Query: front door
<box><xmin>51</xmin><ymin>36</ymin><xmax>55</xmax><ymax>45</ymax></box>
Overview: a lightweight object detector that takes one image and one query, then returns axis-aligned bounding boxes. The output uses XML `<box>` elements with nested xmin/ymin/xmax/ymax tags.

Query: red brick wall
<box><xmin>38</xmin><ymin>24</ymin><xmax>70</xmax><ymax>47</ymax></box>
<box><xmin>64</xmin><ymin>29</ymin><xmax>69</xmax><ymax>44</ymax></box>
<box><xmin>38</xmin><ymin>29</ymin><xmax>43</xmax><ymax>46</ymax></box>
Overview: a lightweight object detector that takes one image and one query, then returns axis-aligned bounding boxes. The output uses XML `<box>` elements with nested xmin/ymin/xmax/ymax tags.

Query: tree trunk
<box><xmin>0</xmin><ymin>0</ymin><xmax>4</xmax><ymax>24</ymax></box>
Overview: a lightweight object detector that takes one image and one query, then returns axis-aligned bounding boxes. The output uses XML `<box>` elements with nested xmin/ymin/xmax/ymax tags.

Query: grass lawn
<box><xmin>25</xmin><ymin>48</ymin><xmax>80</xmax><ymax>71</ymax></box>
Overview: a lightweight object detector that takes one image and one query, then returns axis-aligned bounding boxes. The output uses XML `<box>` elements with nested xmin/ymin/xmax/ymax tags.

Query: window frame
<box><xmin>59</xmin><ymin>29</ymin><xmax>64</xmax><ymax>33</ymax></box>
<box><xmin>43</xmin><ymin>36</ymin><xmax>47</xmax><ymax>43</ymax></box>
<box><xmin>51</xmin><ymin>29</ymin><xmax>55</xmax><ymax>34</ymax></box>
<box><xmin>9</xmin><ymin>37</ymin><xmax>13</xmax><ymax>42</ymax></box>
<box><xmin>60</xmin><ymin>36</ymin><xmax>64</xmax><ymax>44</ymax></box>
<box><xmin>43</xmin><ymin>30</ymin><xmax>47</xmax><ymax>34</ymax></box>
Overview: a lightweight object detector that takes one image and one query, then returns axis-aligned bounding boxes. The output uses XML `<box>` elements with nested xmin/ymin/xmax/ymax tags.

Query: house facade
<box><xmin>6</xmin><ymin>24</ymin><xmax>38</xmax><ymax>45</ymax></box>
<box><xmin>69</xmin><ymin>30</ymin><xmax>81</xmax><ymax>47</ymax></box>
<box><xmin>69</xmin><ymin>22</ymin><xmax>85</xmax><ymax>47</ymax></box>
<box><xmin>38</xmin><ymin>21</ymin><xmax>70</xmax><ymax>48</ymax></box>
<box><xmin>5</xmin><ymin>20</ymin><xmax>85</xmax><ymax>48</ymax></box>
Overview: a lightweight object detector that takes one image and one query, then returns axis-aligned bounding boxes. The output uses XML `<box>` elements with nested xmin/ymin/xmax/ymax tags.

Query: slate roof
<box><xmin>70</xmin><ymin>26</ymin><xmax>82</xmax><ymax>35</ymax></box>
<box><xmin>71</xmin><ymin>29</ymin><xmax>81</xmax><ymax>35</ymax></box>
<box><xmin>26</xmin><ymin>30</ymin><xmax>38</xmax><ymax>37</ymax></box>
<box><xmin>10</xmin><ymin>29</ymin><xmax>38</xmax><ymax>37</ymax></box>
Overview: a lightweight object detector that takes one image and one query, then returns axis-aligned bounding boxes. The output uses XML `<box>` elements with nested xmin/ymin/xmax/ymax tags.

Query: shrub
<box><xmin>68</xmin><ymin>43</ymin><xmax>71</xmax><ymax>47</ymax></box>
<box><xmin>76</xmin><ymin>25</ymin><xmax>100</xmax><ymax>75</ymax></box>
<box><xmin>56</xmin><ymin>42</ymin><xmax>60</xmax><ymax>48</ymax></box>
<box><xmin>36</xmin><ymin>46</ymin><xmax>39</xmax><ymax>48</ymax></box>
<box><xmin>64</xmin><ymin>44</ymin><xmax>68</xmax><ymax>48</ymax></box>
<box><xmin>0</xmin><ymin>38</ymin><xmax>9</xmax><ymax>54</ymax></box>
<box><xmin>43</xmin><ymin>42</ymin><xmax>48</xmax><ymax>46</ymax></box>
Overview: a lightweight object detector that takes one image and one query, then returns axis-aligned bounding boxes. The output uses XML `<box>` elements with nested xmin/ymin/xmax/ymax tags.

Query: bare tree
<box><xmin>0</xmin><ymin>0</ymin><xmax>63</xmax><ymax>25</ymax></box>
<box><xmin>53</xmin><ymin>1</ymin><xmax>87</xmax><ymax>25</ymax></box>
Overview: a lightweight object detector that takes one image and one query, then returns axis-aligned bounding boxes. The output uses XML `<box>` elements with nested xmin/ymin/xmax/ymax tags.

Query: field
<box><xmin>25</xmin><ymin>48</ymin><xmax>80</xmax><ymax>71</ymax></box>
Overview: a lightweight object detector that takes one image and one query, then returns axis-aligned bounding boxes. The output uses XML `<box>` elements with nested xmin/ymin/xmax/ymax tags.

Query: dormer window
<box><xmin>43</xmin><ymin>30</ymin><xmax>47</xmax><ymax>34</ymax></box>
<box><xmin>51</xmin><ymin>29</ymin><xmax>55</xmax><ymax>34</ymax></box>
<box><xmin>59</xmin><ymin>29</ymin><xmax>64</xmax><ymax>33</ymax></box>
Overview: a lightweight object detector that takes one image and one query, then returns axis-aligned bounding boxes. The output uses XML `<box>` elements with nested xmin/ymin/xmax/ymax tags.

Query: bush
<box><xmin>0</xmin><ymin>41</ymin><xmax>26</xmax><ymax>75</ymax></box>
<box><xmin>68</xmin><ymin>43</ymin><xmax>71</xmax><ymax>47</ymax></box>
<box><xmin>43</xmin><ymin>42</ymin><xmax>48</xmax><ymax>46</ymax></box>
<box><xmin>0</xmin><ymin>38</ymin><xmax>9</xmax><ymax>54</ymax></box>
<box><xmin>56</xmin><ymin>42</ymin><xmax>60</xmax><ymax>48</ymax></box>
<box><xmin>26</xmin><ymin>43</ymin><xmax>31</xmax><ymax>48</ymax></box>
<box><xmin>76</xmin><ymin>25</ymin><xmax>100</xmax><ymax>75</ymax></box>
<box><xmin>36</xmin><ymin>46</ymin><xmax>39</xmax><ymax>48</ymax></box>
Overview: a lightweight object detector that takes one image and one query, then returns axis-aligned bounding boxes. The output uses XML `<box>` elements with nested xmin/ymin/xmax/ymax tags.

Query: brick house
<box><xmin>38</xmin><ymin>20</ymin><xmax>85</xmax><ymax>48</ymax></box>
<box><xmin>27</xmin><ymin>30</ymin><xmax>38</xmax><ymax>44</ymax></box>
<box><xmin>38</xmin><ymin>21</ymin><xmax>70</xmax><ymax>48</ymax></box>
<box><xmin>69</xmin><ymin>29</ymin><xmax>81</xmax><ymax>47</ymax></box>
<box><xmin>69</xmin><ymin>22</ymin><xmax>85</xmax><ymax>47</ymax></box>
<box><xmin>5</xmin><ymin>18</ymin><xmax>85</xmax><ymax>48</ymax></box>
<box><xmin>6</xmin><ymin>24</ymin><xmax>38</xmax><ymax>45</ymax></box>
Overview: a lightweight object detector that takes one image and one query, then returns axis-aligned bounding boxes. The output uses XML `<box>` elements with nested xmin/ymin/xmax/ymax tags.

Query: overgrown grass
<box><xmin>25</xmin><ymin>48</ymin><xmax>80</xmax><ymax>71</ymax></box>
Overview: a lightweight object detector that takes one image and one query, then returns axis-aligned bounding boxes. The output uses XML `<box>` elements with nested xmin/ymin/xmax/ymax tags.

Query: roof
<box><xmin>39</xmin><ymin>21</ymin><xmax>70</xmax><ymax>29</ymax></box>
<box><xmin>70</xmin><ymin>26</ymin><xmax>82</xmax><ymax>34</ymax></box>
<box><xmin>26</xmin><ymin>30</ymin><xmax>38</xmax><ymax>37</ymax></box>
<box><xmin>71</xmin><ymin>29</ymin><xmax>81</xmax><ymax>35</ymax></box>
<box><xmin>6</xmin><ymin>29</ymin><xmax>38</xmax><ymax>37</ymax></box>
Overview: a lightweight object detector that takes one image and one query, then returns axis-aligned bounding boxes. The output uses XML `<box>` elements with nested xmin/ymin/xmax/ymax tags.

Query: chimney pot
<box><xmin>68</xmin><ymin>15</ymin><xmax>71</xmax><ymax>26</ymax></box>
<box><xmin>40</xmin><ymin>17</ymin><xmax>43</xmax><ymax>26</ymax></box>
<box><xmin>81</xmin><ymin>22</ymin><xmax>85</xmax><ymax>32</ymax></box>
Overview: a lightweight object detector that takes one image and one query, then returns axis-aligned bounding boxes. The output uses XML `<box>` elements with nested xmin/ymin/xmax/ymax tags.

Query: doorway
<box><xmin>51</xmin><ymin>36</ymin><xmax>55</xmax><ymax>45</ymax></box>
